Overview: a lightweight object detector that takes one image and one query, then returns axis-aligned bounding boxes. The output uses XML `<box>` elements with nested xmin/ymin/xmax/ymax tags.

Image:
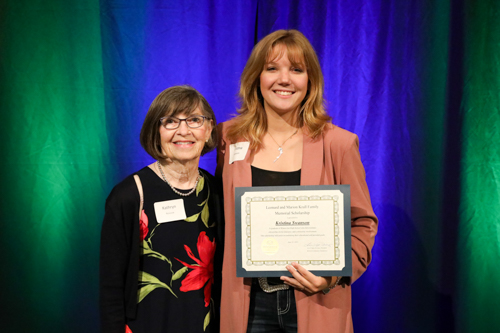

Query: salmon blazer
<box><xmin>216</xmin><ymin>121</ymin><xmax>378</xmax><ymax>333</ymax></box>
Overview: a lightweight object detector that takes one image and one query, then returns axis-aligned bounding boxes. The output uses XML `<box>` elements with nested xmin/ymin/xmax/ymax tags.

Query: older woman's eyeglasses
<box><xmin>159</xmin><ymin>115</ymin><xmax>210</xmax><ymax>129</ymax></box>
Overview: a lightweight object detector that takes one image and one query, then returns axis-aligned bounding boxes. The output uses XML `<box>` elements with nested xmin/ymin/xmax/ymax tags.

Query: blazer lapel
<box><xmin>231</xmin><ymin>141</ymin><xmax>253</xmax><ymax>188</ymax></box>
<box><xmin>301</xmin><ymin>131</ymin><xmax>324</xmax><ymax>185</ymax></box>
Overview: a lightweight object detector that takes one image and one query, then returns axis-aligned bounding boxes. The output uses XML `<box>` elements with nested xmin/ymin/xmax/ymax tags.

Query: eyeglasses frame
<box><xmin>159</xmin><ymin>115</ymin><xmax>211</xmax><ymax>129</ymax></box>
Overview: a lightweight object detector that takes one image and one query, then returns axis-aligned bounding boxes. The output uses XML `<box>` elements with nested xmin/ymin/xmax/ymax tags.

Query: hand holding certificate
<box><xmin>235</xmin><ymin>185</ymin><xmax>352</xmax><ymax>277</ymax></box>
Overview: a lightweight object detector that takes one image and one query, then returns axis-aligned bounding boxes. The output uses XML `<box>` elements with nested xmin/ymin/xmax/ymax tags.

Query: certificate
<box><xmin>235</xmin><ymin>185</ymin><xmax>351</xmax><ymax>277</ymax></box>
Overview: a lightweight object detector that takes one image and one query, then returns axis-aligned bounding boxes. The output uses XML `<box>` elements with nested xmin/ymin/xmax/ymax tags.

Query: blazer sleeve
<box><xmin>339</xmin><ymin>135</ymin><xmax>378</xmax><ymax>284</ymax></box>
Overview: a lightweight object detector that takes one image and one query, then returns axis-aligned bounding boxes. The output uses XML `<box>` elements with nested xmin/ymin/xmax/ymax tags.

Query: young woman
<box><xmin>216</xmin><ymin>30</ymin><xmax>378</xmax><ymax>333</ymax></box>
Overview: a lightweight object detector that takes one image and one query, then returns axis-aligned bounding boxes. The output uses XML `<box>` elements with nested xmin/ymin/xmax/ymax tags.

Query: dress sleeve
<box><xmin>99</xmin><ymin>188</ymin><xmax>132</xmax><ymax>333</ymax></box>
<box><xmin>339</xmin><ymin>135</ymin><xmax>378</xmax><ymax>284</ymax></box>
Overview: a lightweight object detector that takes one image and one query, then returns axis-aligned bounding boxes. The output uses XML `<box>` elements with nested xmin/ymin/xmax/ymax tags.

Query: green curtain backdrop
<box><xmin>0</xmin><ymin>1</ymin><xmax>109</xmax><ymax>331</ymax></box>
<box><xmin>457</xmin><ymin>1</ymin><xmax>500</xmax><ymax>331</ymax></box>
<box><xmin>0</xmin><ymin>0</ymin><xmax>499</xmax><ymax>332</ymax></box>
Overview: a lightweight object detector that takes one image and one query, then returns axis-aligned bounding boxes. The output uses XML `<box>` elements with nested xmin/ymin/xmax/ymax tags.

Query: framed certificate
<box><xmin>235</xmin><ymin>185</ymin><xmax>351</xmax><ymax>277</ymax></box>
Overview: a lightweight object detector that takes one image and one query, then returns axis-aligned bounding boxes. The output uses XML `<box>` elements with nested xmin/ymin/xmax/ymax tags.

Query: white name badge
<box><xmin>229</xmin><ymin>142</ymin><xmax>250</xmax><ymax>164</ymax></box>
<box><xmin>154</xmin><ymin>199</ymin><xmax>187</xmax><ymax>223</ymax></box>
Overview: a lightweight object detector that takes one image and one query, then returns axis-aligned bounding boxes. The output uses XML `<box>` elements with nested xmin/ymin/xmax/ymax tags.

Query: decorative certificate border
<box><xmin>244</xmin><ymin>195</ymin><xmax>340</xmax><ymax>266</ymax></box>
<box><xmin>235</xmin><ymin>185</ymin><xmax>351</xmax><ymax>277</ymax></box>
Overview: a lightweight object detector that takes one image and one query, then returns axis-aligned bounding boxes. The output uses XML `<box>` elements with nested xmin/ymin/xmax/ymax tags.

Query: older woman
<box><xmin>100</xmin><ymin>86</ymin><xmax>223</xmax><ymax>333</ymax></box>
<box><xmin>216</xmin><ymin>30</ymin><xmax>378</xmax><ymax>333</ymax></box>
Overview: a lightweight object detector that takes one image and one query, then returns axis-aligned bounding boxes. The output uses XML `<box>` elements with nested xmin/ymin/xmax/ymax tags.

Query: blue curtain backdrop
<box><xmin>1</xmin><ymin>0</ymin><xmax>499</xmax><ymax>332</ymax></box>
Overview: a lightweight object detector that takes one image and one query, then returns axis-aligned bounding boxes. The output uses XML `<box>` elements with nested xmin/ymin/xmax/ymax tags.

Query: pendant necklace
<box><xmin>156</xmin><ymin>161</ymin><xmax>200</xmax><ymax>197</ymax></box>
<box><xmin>267</xmin><ymin>129</ymin><xmax>299</xmax><ymax>163</ymax></box>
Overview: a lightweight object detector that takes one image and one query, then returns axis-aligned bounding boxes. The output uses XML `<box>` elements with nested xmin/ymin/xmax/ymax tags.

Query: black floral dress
<box><xmin>126</xmin><ymin>167</ymin><xmax>217</xmax><ymax>333</ymax></box>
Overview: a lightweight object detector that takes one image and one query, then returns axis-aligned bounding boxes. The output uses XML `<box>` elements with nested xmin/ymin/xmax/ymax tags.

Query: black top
<box><xmin>251</xmin><ymin>165</ymin><xmax>301</xmax><ymax>187</ymax></box>
<box><xmin>100</xmin><ymin>167</ymin><xmax>223</xmax><ymax>333</ymax></box>
<box><xmin>251</xmin><ymin>165</ymin><xmax>300</xmax><ymax>285</ymax></box>
<box><xmin>127</xmin><ymin>168</ymin><xmax>217</xmax><ymax>332</ymax></box>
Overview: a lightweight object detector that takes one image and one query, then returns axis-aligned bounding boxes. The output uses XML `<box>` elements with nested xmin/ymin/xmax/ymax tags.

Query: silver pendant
<box><xmin>273</xmin><ymin>147</ymin><xmax>283</xmax><ymax>163</ymax></box>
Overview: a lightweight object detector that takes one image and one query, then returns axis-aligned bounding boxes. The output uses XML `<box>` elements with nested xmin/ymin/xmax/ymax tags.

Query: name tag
<box><xmin>229</xmin><ymin>142</ymin><xmax>250</xmax><ymax>164</ymax></box>
<box><xmin>154</xmin><ymin>199</ymin><xmax>187</xmax><ymax>223</ymax></box>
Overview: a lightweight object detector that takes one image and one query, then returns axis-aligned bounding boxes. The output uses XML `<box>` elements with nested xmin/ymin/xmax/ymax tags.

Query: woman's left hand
<box><xmin>280</xmin><ymin>262</ymin><xmax>334</xmax><ymax>294</ymax></box>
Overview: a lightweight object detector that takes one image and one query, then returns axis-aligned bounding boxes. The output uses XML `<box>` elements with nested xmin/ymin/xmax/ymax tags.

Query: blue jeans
<box><xmin>247</xmin><ymin>281</ymin><xmax>298</xmax><ymax>333</ymax></box>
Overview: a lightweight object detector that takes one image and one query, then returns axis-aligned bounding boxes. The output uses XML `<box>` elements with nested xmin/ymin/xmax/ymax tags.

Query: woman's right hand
<box><xmin>280</xmin><ymin>262</ymin><xmax>339</xmax><ymax>294</ymax></box>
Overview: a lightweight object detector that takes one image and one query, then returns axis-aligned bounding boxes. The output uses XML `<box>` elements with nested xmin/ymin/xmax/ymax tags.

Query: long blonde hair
<box><xmin>227</xmin><ymin>29</ymin><xmax>330</xmax><ymax>148</ymax></box>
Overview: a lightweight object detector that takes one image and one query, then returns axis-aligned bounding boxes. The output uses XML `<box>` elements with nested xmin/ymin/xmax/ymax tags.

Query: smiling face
<box><xmin>259</xmin><ymin>45</ymin><xmax>309</xmax><ymax>117</ymax></box>
<box><xmin>159</xmin><ymin>108</ymin><xmax>213</xmax><ymax>164</ymax></box>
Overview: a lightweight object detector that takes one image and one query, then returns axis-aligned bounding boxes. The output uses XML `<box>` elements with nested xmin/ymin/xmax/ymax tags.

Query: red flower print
<box><xmin>175</xmin><ymin>231</ymin><xmax>216</xmax><ymax>307</ymax></box>
<box><xmin>139</xmin><ymin>210</ymin><xmax>148</xmax><ymax>241</ymax></box>
<box><xmin>125</xmin><ymin>324</ymin><xmax>132</xmax><ymax>333</ymax></box>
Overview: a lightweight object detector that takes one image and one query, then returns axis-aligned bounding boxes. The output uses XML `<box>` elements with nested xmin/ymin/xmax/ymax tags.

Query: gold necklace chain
<box><xmin>267</xmin><ymin>129</ymin><xmax>298</xmax><ymax>163</ymax></box>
